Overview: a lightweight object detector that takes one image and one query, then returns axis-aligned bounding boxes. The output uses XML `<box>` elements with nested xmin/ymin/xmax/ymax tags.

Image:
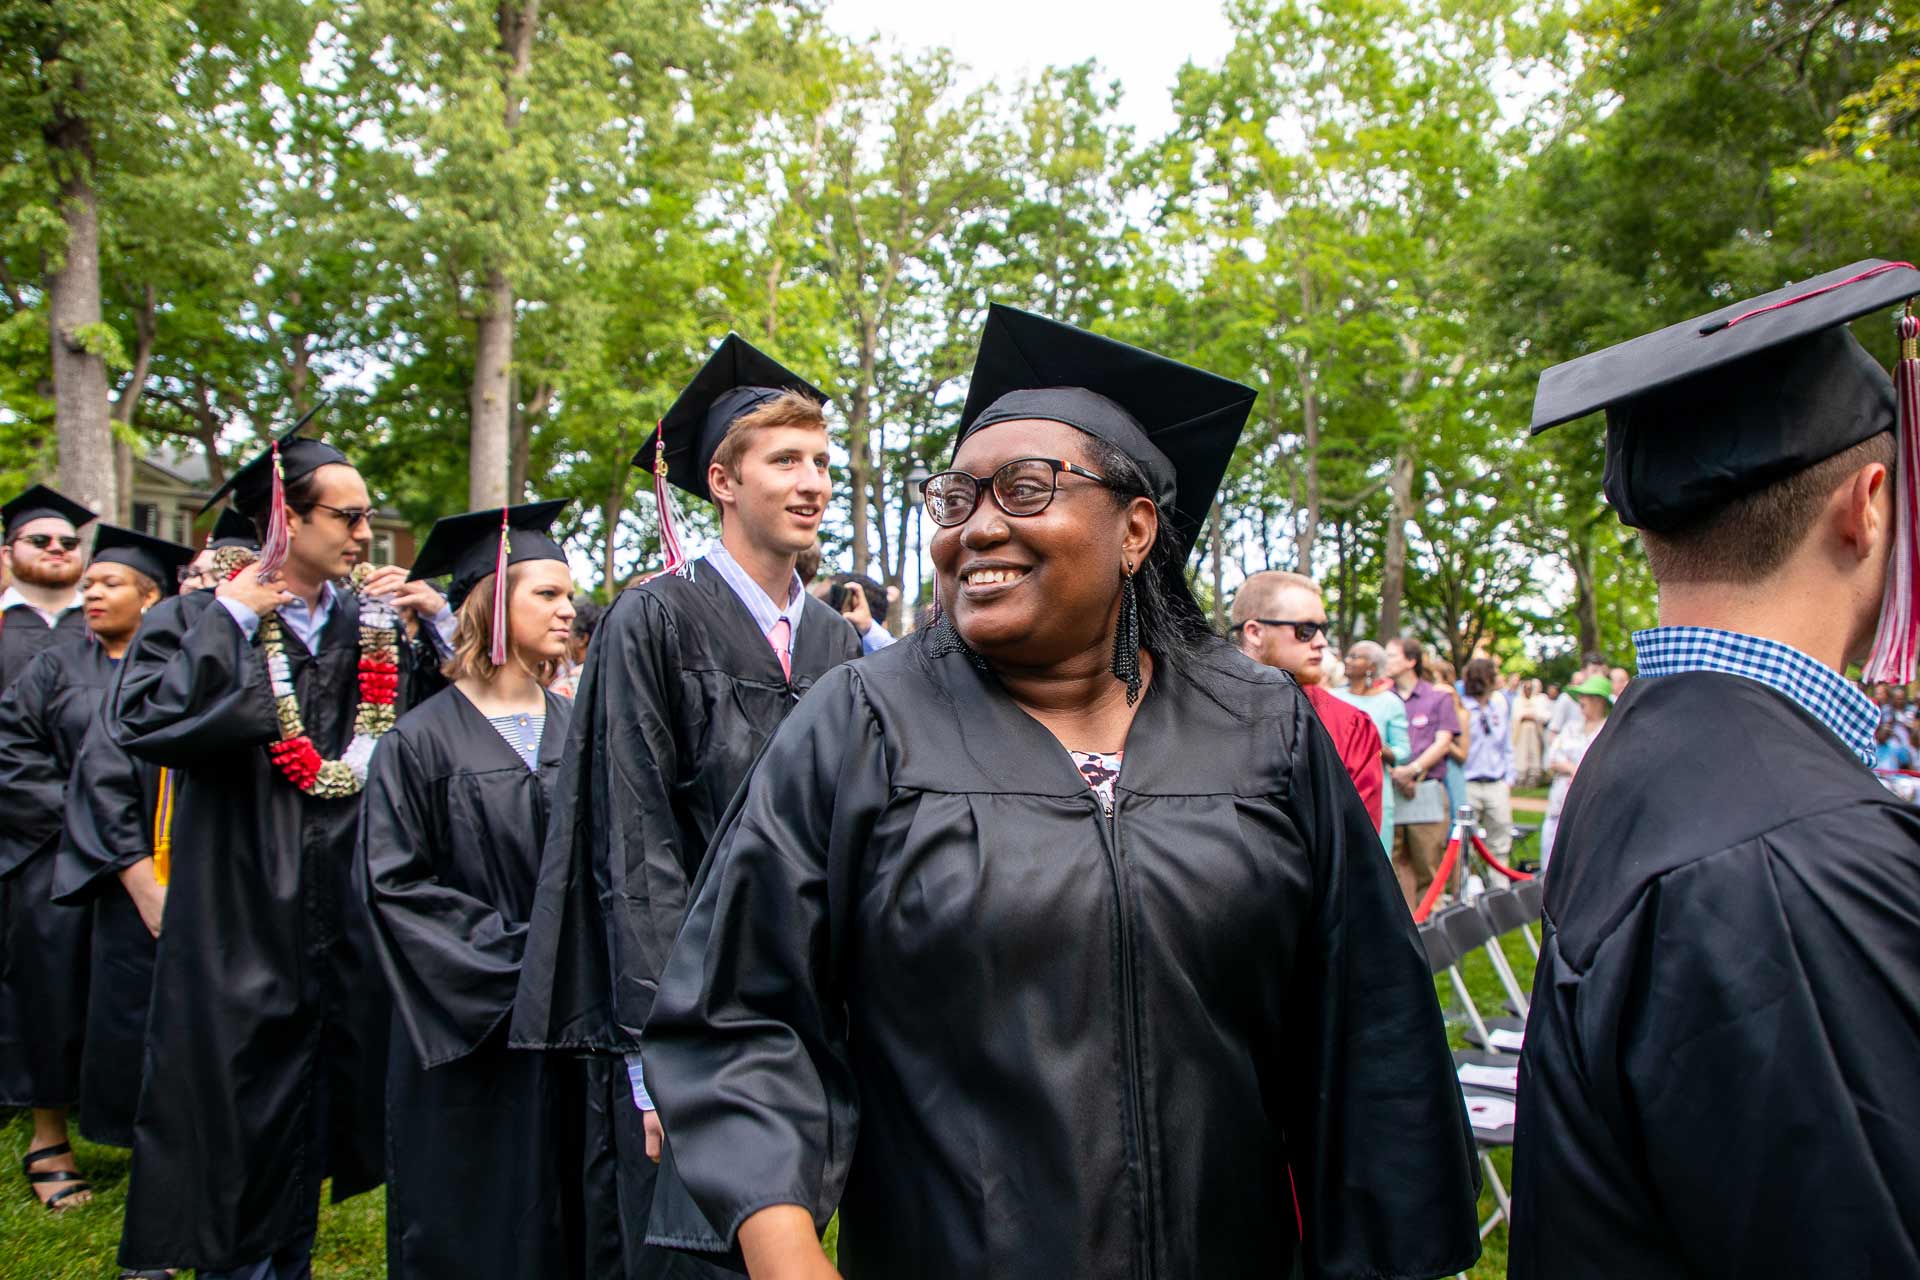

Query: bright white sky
<box><xmin>823</xmin><ymin>0</ymin><xmax>1238</xmax><ymax>138</ymax></box>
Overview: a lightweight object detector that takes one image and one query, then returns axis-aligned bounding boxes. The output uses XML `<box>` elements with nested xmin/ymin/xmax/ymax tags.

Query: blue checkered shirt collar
<box><xmin>1632</xmin><ymin>626</ymin><xmax>1878</xmax><ymax>767</ymax></box>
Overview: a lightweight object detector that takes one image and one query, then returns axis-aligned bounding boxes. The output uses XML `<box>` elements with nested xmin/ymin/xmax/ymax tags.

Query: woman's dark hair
<box><xmin>571</xmin><ymin>599</ymin><xmax>605</xmax><ymax>644</ymax></box>
<box><xmin>1463</xmin><ymin>656</ymin><xmax>1497</xmax><ymax>699</ymax></box>
<box><xmin>244</xmin><ymin>469</ymin><xmax>326</xmax><ymax>541</ymax></box>
<box><xmin>1079</xmin><ymin>435</ymin><xmax>1224</xmax><ymax>670</ymax></box>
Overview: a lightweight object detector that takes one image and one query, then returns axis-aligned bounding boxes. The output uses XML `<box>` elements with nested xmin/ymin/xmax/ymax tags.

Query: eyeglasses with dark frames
<box><xmin>13</xmin><ymin>534</ymin><xmax>82</xmax><ymax>552</ymax></box>
<box><xmin>1232</xmin><ymin>618</ymin><xmax>1329</xmax><ymax>643</ymax></box>
<box><xmin>309</xmin><ymin>502</ymin><xmax>374</xmax><ymax>530</ymax></box>
<box><xmin>919</xmin><ymin>457</ymin><xmax>1110</xmax><ymax>528</ymax></box>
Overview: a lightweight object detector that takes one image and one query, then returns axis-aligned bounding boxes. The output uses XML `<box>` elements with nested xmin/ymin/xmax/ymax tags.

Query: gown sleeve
<box><xmin>641</xmin><ymin>666</ymin><xmax>881</xmax><ymax>1255</ymax></box>
<box><xmin>53</xmin><ymin>703</ymin><xmax>157</xmax><ymax>902</ymax></box>
<box><xmin>511</xmin><ymin>589</ymin><xmax>686</xmax><ymax>1051</ymax></box>
<box><xmin>111</xmin><ymin>593</ymin><xmax>279</xmax><ymax>767</ymax></box>
<box><xmin>1278</xmin><ymin>693</ymin><xmax>1483</xmax><ymax>1279</ymax></box>
<box><xmin>358</xmin><ymin>727</ymin><xmax>529</xmax><ymax>1067</ymax></box>
<box><xmin>1619</xmin><ymin>822</ymin><xmax>1920</xmax><ymax>1276</ymax></box>
<box><xmin>0</xmin><ymin>651</ymin><xmax>71</xmax><ymax>878</ymax></box>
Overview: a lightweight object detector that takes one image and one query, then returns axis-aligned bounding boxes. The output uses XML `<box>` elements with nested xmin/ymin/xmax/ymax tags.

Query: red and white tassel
<box><xmin>255</xmin><ymin>443</ymin><xmax>291</xmax><ymax>580</ymax></box>
<box><xmin>489</xmin><ymin>506</ymin><xmax>511</xmax><ymax>668</ymax></box>
<box><xmin>654</xmin><ymin>429</ymin><xmax>688</xmax><ymax>575</ymax></box>
<box><xmin>1865</xmin><ymin>308</ymin><xmax>1920</xmax><ymax>684</ymax></box>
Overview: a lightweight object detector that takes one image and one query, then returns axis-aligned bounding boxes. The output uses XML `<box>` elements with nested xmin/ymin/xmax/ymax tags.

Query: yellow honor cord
<box><xmin>152</xmin><ymin>767</ymin><xmax>174</xmax><ymax>886</ymax></box>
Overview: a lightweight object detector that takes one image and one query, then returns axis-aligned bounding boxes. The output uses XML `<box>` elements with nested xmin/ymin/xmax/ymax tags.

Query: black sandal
<box><xmin>22</xmin><ymin>1141</ymin><xmax>91</xmax><ymax>1212</ymax></box>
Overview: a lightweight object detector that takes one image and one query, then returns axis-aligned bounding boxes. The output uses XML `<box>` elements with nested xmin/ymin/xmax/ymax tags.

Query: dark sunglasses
<box><xmin>1233</xmin><ymin>618</ymin><xmax>1329</xmax><ymax>643</ymax></box>
<box><xmin>919</xmin><ymin>457</ymin><xmax>1110</xmax><ymax>528</ymax></box>
<box><xmin>14</xmin><ymin>533</ymin><xmax>82</xmax><ymax>552</ymax></box>
<box><xmin>309</xmin><ymin>502</ymin><xmax>374</xmax><ymax>529</ymax></box>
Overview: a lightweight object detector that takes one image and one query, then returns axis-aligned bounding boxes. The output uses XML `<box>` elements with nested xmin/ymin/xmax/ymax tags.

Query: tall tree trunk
<box><xmin>469</xmin><ymin>267</ymin><xmax>513</xmax><ymax>507</ymax></box>
<box><xmin>1209</xmin><ymin>507</ymin><xmax>1226</xmax><ymax>634</ymax></box>
<box><xmin>1379</xmin><ymin>447</ymin><xmax>1415</xmax><ymax>640</ymax></box>
<box><xmin>1569</xmin><ymin>526</ymin><xmax>1600</xmax><ymax>656</ymax></box>
<box><xmin>108</xmin><ymin>284</ymin><xmax>157</xmax><ymax>523</ymax></box>
<box><xmin>509</xmin><ymin>380</ymin><xmax>549</xmax><ymax>505</ymax></box>
<box><xmin>471</xmin><ymin>1</ymin><xmax>537</xmax><ymax>509</ymax></box>
<box><xmin>603</xmin><ymin>475</ymin><xmax>625</xmax><ymax>590</ymax></box>
<box><xmin>847</xmin><ymin>318</ymin><xmax>878</xmax><ymax>574</ymax></box>
<box><xmin>1292</xmin><ymin>272</ymin><xmax>1322</xmax><ymax>572</ymax></box>
<box><xmin>45</xmin><ymin>109</ymin><xmax>114</xmax><ymax>519</ymax></box>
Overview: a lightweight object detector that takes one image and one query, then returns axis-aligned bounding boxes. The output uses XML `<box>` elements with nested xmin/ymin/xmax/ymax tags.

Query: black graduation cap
<box><xmin>955</xmin><ymin>304</ymin><xmax>1257</xmax><ymax>567</ymax></box>
<box><xmin>208</xmin><ymin>506</ymin><xmax>259</xmax><ymax>550</ymax></box>
<box><xmin>631</xmin><ymin>334</ymin><xmax>829</xmax><ymax>504</ymax></box>
<box><xmin>197</xmin><ymin>404</ymin><xmax>346</xmax><ymax>518</ymax></box>
<box><xmin>409</xmin><ymin>499</ymin><xmax>572</xmax><ymax>611</ymax></box>
<box><xmin>1531</xmin><ymin>259</ymin><xmax>1920</xmax><ymax>532</ymax></box>
<box><xmin>2</xmin><ymin>484</ymin><xmax>96</xmax><ymax>539</ymax></box>
<box><xmin>90</xmin><ymin>524</ymin><xmax>196</xmax><ymax>595</ymax></box>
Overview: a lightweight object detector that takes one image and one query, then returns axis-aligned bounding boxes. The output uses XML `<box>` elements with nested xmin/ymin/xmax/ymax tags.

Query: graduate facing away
<box><xmin>640</xmin><ymin>306</ymin><xmax>1482</xmax><ymax>1280</ymax></box>
<box><xmin>510</xmin><ymin>335</ymin><xmax>861</xmax><ymax>1280</ymax></box>
<box><xmin>1513</xmin><ymin>260</ymin><xmax>1920</xmax><ymax>1277</ymax></box>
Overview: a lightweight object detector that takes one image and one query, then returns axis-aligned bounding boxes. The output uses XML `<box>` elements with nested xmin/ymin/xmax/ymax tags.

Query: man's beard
<box><xmin>13</xmin><ymin>556</ymin><xmax>82</xmax><ymax>589</ymax></box>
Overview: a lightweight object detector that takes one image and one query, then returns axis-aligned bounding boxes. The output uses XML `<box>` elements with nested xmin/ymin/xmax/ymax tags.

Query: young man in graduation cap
<box><xmin>1512</xmin><ymin>260</ymin><xmax>1920</xmax><ymax>1278</ymax></box>
<box><xmin>0</xmin><ymin>485</ymin><xmax>95</xmax><ymax>689</ymax></box>
<box><xmin>511</xmin><ymin>334</ymin><xmax>860</xmax><ymax>1280</ymax></box>
<box><xmin>108</xmin><ymin>421</ymin><xmax>453</xmax><ymax>1280</ymax></box>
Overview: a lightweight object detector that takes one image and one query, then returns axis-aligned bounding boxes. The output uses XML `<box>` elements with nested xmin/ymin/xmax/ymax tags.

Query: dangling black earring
<box><xmin>1111</xmin><ymin>563</ymin><xmax>1141</xmax><ymax>705</ymax></box>
<box><xmin>927</xmin><ymin>605</ymin><xmax>989</xmax><ymax>671</ymax></box>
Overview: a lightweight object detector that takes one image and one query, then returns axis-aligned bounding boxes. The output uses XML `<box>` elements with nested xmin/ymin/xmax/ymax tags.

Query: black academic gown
<box><xmin>1511</xmin><ymin>673</ymin><xmax>1920</xmax><ymax>1278</ymax></box>
<box><xmin>642</xmin><ymin>636</ymin><xmax>1483</xmax><ymax>1280</ymax></box>
<box><xmin>110</xmin><ymin>588</ymin><xmax>441</xmax><ymax>1272</ymax></box>
<box><xmin>358</xmin><ymin>686</ymin><xmax>601</xmax><ymax>1280</ymax></box>
<box><xmin>0</xmin><ymin>599</ymin><xmax>86</xmax><ymax>690</ymax></box>
<box><xmin>0</xmin><ymin>641</ymin><xmax>115</xmax><ymax>1111</ymax></box>
<box><xmin>53</xmin><ymin>706</ymin><xmax>169</xmax><ymax>1148</ymax></box>
<box><xmin>511</xmin><ymin>559</ymin><xmax>861</xmax><ymax>1280</ymax></box>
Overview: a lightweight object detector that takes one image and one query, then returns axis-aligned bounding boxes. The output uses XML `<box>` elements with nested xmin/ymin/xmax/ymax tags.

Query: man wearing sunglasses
<box><xmin>1229</xmin><ymin>571</ymin><xmax>1383</xmax><ymax>833</ymax></box>
<box><xmin>0</xmin><ymin>485</ymin><xmax>95</xmax><ymax>691</ymax></box>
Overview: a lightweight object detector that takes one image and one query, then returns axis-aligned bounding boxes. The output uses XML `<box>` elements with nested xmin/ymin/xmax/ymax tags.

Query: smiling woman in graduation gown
<box><xmin>642</xmin><ymin>307</ymin><xmax>1481</xmax><ymax>1280</ymax></box>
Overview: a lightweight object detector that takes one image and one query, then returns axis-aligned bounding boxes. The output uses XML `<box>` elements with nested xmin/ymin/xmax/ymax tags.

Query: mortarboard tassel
<box><xmin>1864</xmin><ymin>307</ymin><xmax>1920</xmax><ymax>684</ymax></box>
<box><xmin>653</xmin><ymin>428</ymin><xmax>688</xmax><ymax>575</ymax></box>
<box><xmin>256</xmin><ymin>442</ymin><xmax>292</xmax><ymax>580</ymax></box>
<box><xmin>489</xmin><ymin>506</ymin><xmax>511</xmax><ymax>668</ymax></box>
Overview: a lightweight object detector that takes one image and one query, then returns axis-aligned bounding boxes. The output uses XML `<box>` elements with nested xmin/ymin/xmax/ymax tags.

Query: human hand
<box><xmin>838</xmin><ymin>581</ymin><xmax>873</xmax><ymax>635</ymax></box>
<box><xmin>118</xmin><ymin>858</ymin><xmax>167</xmax><ymax>939</ymax></box>
<box><xmin>361</xmin><ymin>565</ymin><xmax>447</xmax><ymax>617</ymax></box>
<box><xmin>643</xmin><ymin>1108</ymin><xmax>664</xmax><ymax>1163</ymax></box>
<box><xmin>216</xmin><ymin>562</ymin><xmax>294</xmax><ymax>617</ymax></box>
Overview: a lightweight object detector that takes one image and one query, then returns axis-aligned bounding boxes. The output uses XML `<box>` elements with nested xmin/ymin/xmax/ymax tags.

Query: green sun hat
<box><xmin>1567</xmin><ymin>673</ymin><xmax>1616</xmax><ymax>704</ymax></box>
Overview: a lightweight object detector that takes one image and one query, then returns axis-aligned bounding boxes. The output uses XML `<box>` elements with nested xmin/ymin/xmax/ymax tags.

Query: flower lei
<box><xmin>220</xmin><ymin>552</ymin><xmax>400</xmax><ymax>799</ymax></box>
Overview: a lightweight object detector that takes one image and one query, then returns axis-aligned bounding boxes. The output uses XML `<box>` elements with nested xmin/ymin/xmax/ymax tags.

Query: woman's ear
<box><xmin>1123</xmin><ymin>497</ymin><xmax>1158</xmax><ymax>568</ymax></box>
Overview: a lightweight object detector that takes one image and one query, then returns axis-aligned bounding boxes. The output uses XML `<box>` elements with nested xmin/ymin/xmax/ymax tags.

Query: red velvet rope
<box><xmin>1412</xmin><ymin>826</ymin><xmax>1535</xmax><ymax>924</ymax></box>
<box><xmin>1413</xmin><ymin>837</ymin><xmax>1461</xmax><ymax>923</ymax></box>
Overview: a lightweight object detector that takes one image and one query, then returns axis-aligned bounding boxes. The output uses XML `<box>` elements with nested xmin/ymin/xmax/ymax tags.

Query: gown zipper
<box><xmin>1094</xmin><ymin>790</ymin><xmax>1156</xmax><ymax>1279</ymax></box>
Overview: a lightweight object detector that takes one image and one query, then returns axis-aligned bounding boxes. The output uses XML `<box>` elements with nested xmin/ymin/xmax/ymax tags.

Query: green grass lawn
<box><xmin>5</xmin><ymin>936</ymin><xmax>1533</xmax><ymax>1280</ymax></box>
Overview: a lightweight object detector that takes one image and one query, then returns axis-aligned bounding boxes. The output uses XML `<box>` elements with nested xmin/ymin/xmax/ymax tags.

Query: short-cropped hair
<box><xmin>1640</xmin><ymin>430</ymin><xmax>1896</xmax><ymax>585</ymax></box>
<box><xmin>710</xmin><ymin>390</ymin><xmax>829</xmax><ymax>480</ymax></box>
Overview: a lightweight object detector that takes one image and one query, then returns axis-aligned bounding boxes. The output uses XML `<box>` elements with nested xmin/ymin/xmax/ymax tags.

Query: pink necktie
<box><xmin>769</xmin><ymin>618</ymin><xmax>792</xmax><ymax>680</ymax></box>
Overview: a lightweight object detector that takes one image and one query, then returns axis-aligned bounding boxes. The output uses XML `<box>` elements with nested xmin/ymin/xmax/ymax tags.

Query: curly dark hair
<box><xmin>1078</xmin><ymin>436</ymin><xmax>1227</xmax><ymax>671</ymax></box>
